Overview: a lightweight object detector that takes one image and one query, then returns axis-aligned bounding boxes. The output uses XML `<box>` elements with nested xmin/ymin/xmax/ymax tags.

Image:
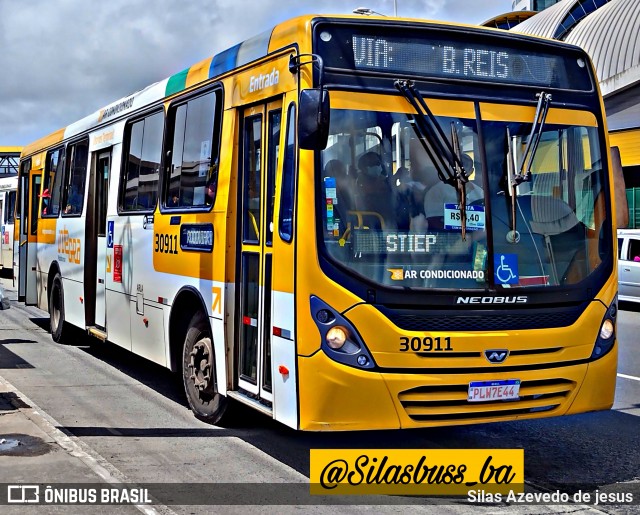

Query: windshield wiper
<box><xmin>515</xmin><ymin>91</ymin><xmax>552</xmax><ymax>184</ymax></box>
<box><xmin>506</xmin><ymin>91</ymin><xmax>552</xmax><ymax>244</ymax></box>
<box><xmin>506</xmin><ymin>127</ymin><xmax>520</xmax><ymax>243</ymax></box>
<box><xmin>450</xmin><ymin>122</ymin><xmax>468</xmax><ymax>241</ymax></box>
<box><xmin>395</xmin><ymin>79</ymin><xmax>470</xmax><ymax>239</ymax></box>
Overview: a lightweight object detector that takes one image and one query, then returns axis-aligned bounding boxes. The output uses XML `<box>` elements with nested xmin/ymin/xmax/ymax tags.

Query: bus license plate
<box><xmin>468</xmin><ymin>380</ymin><xmax>520</xmax><ymax>402</ymax></box>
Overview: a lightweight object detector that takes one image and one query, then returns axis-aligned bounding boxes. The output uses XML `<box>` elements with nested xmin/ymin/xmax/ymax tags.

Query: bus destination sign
<box><xmin>315</xmin><ymin>25</ymin><xmax>591</xmax><ymax>91</ymax></box>
<box><xmin>351</xmin><ymin>35</ymin><xmax>567</xmax><ymax>88</ymax></box>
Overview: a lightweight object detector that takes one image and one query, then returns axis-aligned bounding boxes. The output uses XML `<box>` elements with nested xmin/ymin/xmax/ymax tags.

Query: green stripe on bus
<box><xmin>166</xmin><ymin>69</ymin><xmax>189</xmax><ymax>96</ymax></box>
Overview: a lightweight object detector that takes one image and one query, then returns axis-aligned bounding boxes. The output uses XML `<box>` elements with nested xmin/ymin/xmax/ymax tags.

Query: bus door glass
<box><xmin>18</xmin><ymin>159</ymin><xmax>31</xmax><ymax>301</ymax></box>
<box><xmin>237</xmin><ymin>99</ymin><xmax>282</xmax><ymax>401</ymax></box>
<box><xmin>85</xmin><ymin>149</ymin><xmax>110</xmax><ymax>329</ymax></box>
<box><xmin>25</xmin><ymin>170</ymin><xmax>41</xmax><ymax>305</ymax></box>
<box><xmin>18</xmin><ymin>159</ymin><xmax>30</xmax><ymax>300</ymax></box>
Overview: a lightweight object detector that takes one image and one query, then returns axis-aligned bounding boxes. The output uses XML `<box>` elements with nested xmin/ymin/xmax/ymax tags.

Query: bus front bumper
<box><xmin>297</xmin><ymin>345</ymin><xmax>617</xmax><ymax>431</ymax></box>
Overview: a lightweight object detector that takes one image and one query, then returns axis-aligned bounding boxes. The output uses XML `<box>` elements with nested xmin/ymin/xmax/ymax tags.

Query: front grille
<box><xmin>386</xmin><ymin>308</ymin><xmax>583</xmax><ymax>332</ymax></box>
<box><xmin>398</xmin><ymin>378</ymin><xmax>576</xmax><ymax>422</ymax></box>
<box><xmin>414</xmin><ymin>347</ymin><xmax>562</xmax><ymax>359</ymax></box>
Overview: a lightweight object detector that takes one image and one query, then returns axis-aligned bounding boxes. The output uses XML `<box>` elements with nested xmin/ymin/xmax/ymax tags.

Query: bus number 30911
<box><xmin>399</xmin><ymin>336</ymin><xmax>453</xmax><ymax>352</ymax></box>
<box><xmin>154</xmin><ymin>233</ymin><xmax>179</xmax><ymax>254</ymax></box>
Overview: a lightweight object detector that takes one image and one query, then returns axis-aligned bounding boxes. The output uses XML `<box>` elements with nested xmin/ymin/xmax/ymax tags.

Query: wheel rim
<box><xmin>51</xmin><ymin>285</ymin><xmax>61</xmax><ymax>332</ymax></box>
<box><xmin>187</xmin><ymin>337</ymin><xmax>215</xmax><ymax>396</ymax></box>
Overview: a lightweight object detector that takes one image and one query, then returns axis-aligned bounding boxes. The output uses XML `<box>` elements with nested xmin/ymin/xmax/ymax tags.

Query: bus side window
<box><xmin>163</xmin><ymin>88</ymin><xmax>222</xmax><ymax>209</ymax></box>
<box><xmin>266</xmin><ymin>108</ymin><xmax>281</xmax><ymax>246</ymax></box>
<box><xmin>243</xmin><ymin>115</ymin><xmax>262</xmax><ymax>243</ymax></box>
<box><xmin>279</xmin><ymin>103</ymin><xmax>296</xmax><ymax>242</ymax></box>
<box><xmin>30</xmin><ymin>174</ymin><xmax>41</xmax><ymax>235</ymax></box>
<box><xmin>62</xmin><ymin>139</ymin><xmax>88</xmax><ymax>216</ymax></box>
<box><xmin>17</xmin><ymin>158</ymin><xmax>31</xmax><ymax>223</ymax></box>
<box><xmin>120</xmin><ymin>110</ymin><xmax>164</xmax><ymax>213</ymax></box>
<box><xmin>7</xmin><ymin>191</ymin><xmax>15</xmax><ymax>224</ymax></box>
<box><xmin>42</xmin><ymin>147</ymin><xmax>65</xmax><ymax>217</ymax></box>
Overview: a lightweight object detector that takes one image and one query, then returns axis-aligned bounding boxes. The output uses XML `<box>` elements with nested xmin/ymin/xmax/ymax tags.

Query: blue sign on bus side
<box><xmin>107</xmin><ymin>221</ymin><xmax>114</xmax><ymax>249</ymax></box>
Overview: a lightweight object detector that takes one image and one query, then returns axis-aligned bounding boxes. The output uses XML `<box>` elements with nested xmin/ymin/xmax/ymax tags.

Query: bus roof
<box><xmin>21</xmin><ymin>13</ymin><xmax>586</xmax><ymax>158</ymax></box>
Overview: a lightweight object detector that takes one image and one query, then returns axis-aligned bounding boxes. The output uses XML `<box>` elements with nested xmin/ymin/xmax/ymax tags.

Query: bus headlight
<box><xmin>591</xmin><ymin>296</ymin><xmax>617</xmax><ymax>359</ymax></box>
<box><xmin>310</xmin><ymin>295</ymin><xmax>376</xmax><ymax>370</ymax></box>
<box><xmin>326</xmin><ymin>326</ymin><xmax>347</xmax><ymax>349</ymax></box>
<box><xmin>599</xmin><ymin>319</ymin><xmax>614</xmax><ymax>340</ymax></box>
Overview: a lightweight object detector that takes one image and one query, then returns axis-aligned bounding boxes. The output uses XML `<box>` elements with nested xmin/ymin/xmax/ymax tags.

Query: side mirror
<box><xmin>611</xmin><ymin>146</ymin><xmax>628</xmax><ymax>228</ymax></box>
<box><xmin>298</xmin><ymin>88</ymin><xmax>330</xmax><ymax>151</ymax></box>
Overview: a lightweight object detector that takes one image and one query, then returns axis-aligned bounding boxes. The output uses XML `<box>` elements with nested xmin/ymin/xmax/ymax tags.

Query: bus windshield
<box><xmin>319</xmin><ymin>106</ymin><xmax>608</xmax><ymax>290</ymax></box>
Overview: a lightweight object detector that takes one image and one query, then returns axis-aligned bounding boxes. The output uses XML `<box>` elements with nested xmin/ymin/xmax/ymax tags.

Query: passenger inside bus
<box><xmin>40</xmin><ymin>188</ymin><xmax>50</xmax><ymax>215</ymax></box>
<box><xmin>67</xmin><ymin>185</ymin><xmax>83</xmax><ymax>214</ymax></box>
<box><xmin>167</xmin><ymin>193</ymin><xmax>180</xmax><ymax>207</ymax></box>
<box><xmin>355</xmin><ymin>151</ymin><xmax>393</xmax><ymax>227</ymax></box>
<box><xmin>392</xmin><ymin>166</ymin><xmax>430</xmax><ymax>232</ymax></box>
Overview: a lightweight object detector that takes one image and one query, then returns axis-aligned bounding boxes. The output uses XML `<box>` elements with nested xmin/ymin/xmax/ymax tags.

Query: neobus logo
<box><xmin>249</xmin><ymin>68</ymin><xmax>279</xmax><ymax>93</ymax></box>
<box><xmin>484</xmin><ymin>350</ymin><xmax>509</xmax><ymax>363</ymax></box>
<box><xmin>456</xmin><ymin>296</ymin><xmax>528</xmax><ymax>304</ymax></box>
<box><xmin>58</xmin><ymin>228</ymin><xmax>81</xmax><ymax>264</ymax></box>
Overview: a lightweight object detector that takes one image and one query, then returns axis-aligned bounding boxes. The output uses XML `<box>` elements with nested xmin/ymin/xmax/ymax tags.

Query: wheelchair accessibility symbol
<box><xmin>494</xmin><ymin>254</ymin><xmax>519</xmax><ymax>285</ymax></box>
<box><xmin>107</xmin><ymin>221</ymin><xmax>114</xmax><ymax>249</ymax></box>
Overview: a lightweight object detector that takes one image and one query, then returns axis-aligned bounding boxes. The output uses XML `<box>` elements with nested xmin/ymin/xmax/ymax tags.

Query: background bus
<box><xmin>18</xmin><ymin>14</ymin><xmax>623</xmax><ymax>430</ymax></box>
<box><xmin>0</xmin><ymin>146</ymin><xmax>20</xmax><ymax>277</ymax></box>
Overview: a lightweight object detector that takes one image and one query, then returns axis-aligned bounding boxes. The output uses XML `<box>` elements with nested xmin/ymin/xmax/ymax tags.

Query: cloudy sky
<box><xmin>0</xmin><ymin>0</ymin><xmax>510</xmax><ymax>146</ymax></box>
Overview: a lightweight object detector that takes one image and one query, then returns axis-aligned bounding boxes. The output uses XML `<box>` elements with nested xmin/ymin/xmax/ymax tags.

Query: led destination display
<box><xmin>317</xmin><ymin>25</ymin><xmax>592</xmax><ymax>91</ymax></box>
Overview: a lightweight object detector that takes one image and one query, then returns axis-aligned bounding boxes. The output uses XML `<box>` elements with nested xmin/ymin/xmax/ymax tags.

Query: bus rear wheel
<box><xmin>49</xmin><ymin>273</ymin><xmax>69</xmax><ymax>343</ymax></box>
<box><xmin>182</xmin><ymin>312</ymin><xmax>227</xmax><ymax>423</ymax></box>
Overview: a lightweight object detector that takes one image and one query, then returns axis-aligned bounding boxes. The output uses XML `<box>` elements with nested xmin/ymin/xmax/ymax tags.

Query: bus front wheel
<box><xmin>182</xmin><ymin>312</ymin><xmax>227</xmax><ymax>423</ymax></box>
<box><xmin>49</xmin><ymin>273</ymin><xmax>69</xmax><ymax>343</ymax></box>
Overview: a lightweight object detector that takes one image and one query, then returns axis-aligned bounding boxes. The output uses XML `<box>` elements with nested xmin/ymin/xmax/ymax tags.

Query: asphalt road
<box><xmin>1</xmin><ymin>276</ymin><xmax>639</xmax><ymax>513</ymax></box>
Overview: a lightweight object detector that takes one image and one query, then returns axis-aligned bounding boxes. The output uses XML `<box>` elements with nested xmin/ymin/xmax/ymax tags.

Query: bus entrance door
<box><xmin>236</xmin><ymin>100</ymin><xmax>282</xmax><ymax>406</ymax></box>
<box><xmin>17</xmin><ymin>163</ymin><xmax>29</xmax><ymax>301</ymax></box>
<box><xmin>20</xmin><ymin>164</ymin><xmax>40</xmax><ymax>305</ymax></box>
<box><xmin>84</xmin><ymin>149</ymin><xmax>111</xmax><ymax>331</ymax></box>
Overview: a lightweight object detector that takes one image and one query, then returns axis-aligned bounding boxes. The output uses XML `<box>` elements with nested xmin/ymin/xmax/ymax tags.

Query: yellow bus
<box><xmin>17</xmin><ymin>14</ymin><xmax>621</xmax><ymax>430</ymax></box>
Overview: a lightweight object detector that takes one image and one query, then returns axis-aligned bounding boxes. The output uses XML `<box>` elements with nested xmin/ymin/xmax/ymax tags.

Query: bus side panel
<box><xmin>57</xmin><ymin>215</ymin><xmax>87</xmax><ymax>329</ymax></box>
<box><xmin>105</xmin><ymin>145</ymin><xmax>132</xmax><ymax>351</ymax></box>
<box><xmin>271</xmin><ymin>290</ymin><xmax>297</xmax><ymax>428</ymax></box>
<box><xmin>213</xmin><ymin>281</ymin><xmax>229</xmax><ymax>396</ymax></box>
<box><xmin>36</xmin><ymin>218</ymin><xmax>57</xmax><ymax>311</ymax></box>
<box><xmin>129</xmin><ymin>211</ymin><xmax>166</xmax><ymax>366</ymax></box>
<box><xmin>106</xmin><ymin>215</ymin><xmax>134</xmax><ymax>352</ymax></box>
<box><xmin>105</xmin><ymin>289</ymin><xmax>132</xmax><ymax>351</ymax></box>
<box><xmin>270</xmin><ymin>95</ymin><xmax>299</xmax><ymax>428</ymax></box>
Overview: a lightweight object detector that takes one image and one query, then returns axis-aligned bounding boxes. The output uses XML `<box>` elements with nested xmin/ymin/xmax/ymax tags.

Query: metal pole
<box><xmin>394</xmin><ymin>0</ymin><xmax>397</xmax><ymax>16</ymax></box>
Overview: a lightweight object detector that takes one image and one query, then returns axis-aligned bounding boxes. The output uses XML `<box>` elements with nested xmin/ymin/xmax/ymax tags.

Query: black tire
<box><xmin>182</xmin><ymin>312</ymin><xmax>227</xmax><ymax>423</ymax></box>
<box><xmin>49</xmin><ymin>273</ymin><xmax>69</xmax><ymax>343</ymax></box>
